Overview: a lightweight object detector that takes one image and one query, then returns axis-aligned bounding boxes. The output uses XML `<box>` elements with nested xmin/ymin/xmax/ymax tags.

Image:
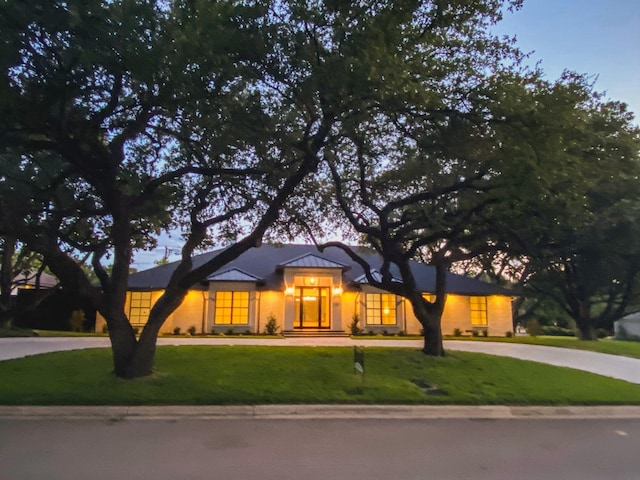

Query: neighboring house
<box><xmin>11</xmin><ymin>270</ymin><xmax>58</xmax><ymax>296</ymax></box>
<box><xmin>614</xmin><ymin>312</ymin><xmax>640</xmax><ymax>340</ymax></box>
<box><xmin>95</xmin><ymin>244</ymin><xmax>515</xmax><ymax>336</ymax></box>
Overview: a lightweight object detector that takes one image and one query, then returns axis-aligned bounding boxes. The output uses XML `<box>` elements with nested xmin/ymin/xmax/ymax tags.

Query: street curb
<box><xmin>2</xmin><ymin>405</ymin><xmax>640</xmax><ymax>420</ymax></box>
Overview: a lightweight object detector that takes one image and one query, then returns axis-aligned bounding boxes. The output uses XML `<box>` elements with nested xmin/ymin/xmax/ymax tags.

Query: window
<box><xmin>422</xmin><ymin>293</ymin><xmax>436</xmax><ymax>303</ymax></box>
<box><xmin>470</xmin><ymin>297</ymin><xmax>488</xmax><ymax>326</ymax></box>
<box><xmin>129</xmin><ymin>291</ymin><xmax>152</xmax><ymax>326</ymax></box>
<box><xmin>365</xmin><ymin>293</ymin><xmax>397</xmax><ymax>325</ymax></box>
<box><xmin>214</xmin><ymin>291</ymin><xmax>249</xmax><ymax>325</ymax></box>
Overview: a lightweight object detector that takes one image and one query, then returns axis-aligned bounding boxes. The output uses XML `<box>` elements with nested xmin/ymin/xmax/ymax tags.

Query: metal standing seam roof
<box><xmin>127</xmin><ymin>244</ymin><xmax>515</xmax><ymax>296</ymax></box>
<box><xmin>206</xmin><ymin>268</ymin><xmax>263</xmax><ymax>282</ymax></box>
<box><xmin>353</xmin><ymin>269</ymin><xmax>401</xmax><ymax>284</ymax></box>
<box><xmin>277</xmin><ymin>253</ymin><xmax>349</xmax><ymax>269</ymax></box>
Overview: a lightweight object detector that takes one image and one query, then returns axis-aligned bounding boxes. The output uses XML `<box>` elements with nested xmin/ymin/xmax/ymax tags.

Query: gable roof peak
<box><xmin>206</xmin><ymin>267</ymin><xmax>263</xmax><ymax>282</ymax></box>
<box><xmin>277</xmin><ymin>252</ymin><xmax>349</xmax><ymax>270</ymax></box>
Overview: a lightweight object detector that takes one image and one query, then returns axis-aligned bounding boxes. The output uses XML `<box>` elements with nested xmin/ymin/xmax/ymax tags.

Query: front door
<box><xmin>294</xmin><ymin>287</ymin><xmax>330</xmax><ymax>329</ymax></box>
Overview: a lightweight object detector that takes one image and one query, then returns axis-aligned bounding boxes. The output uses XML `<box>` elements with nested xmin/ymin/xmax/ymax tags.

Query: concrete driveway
<box><xmin>1</xmin><ymin>336</ymin><xmax>640</xmax><ymax>384</ymax></box>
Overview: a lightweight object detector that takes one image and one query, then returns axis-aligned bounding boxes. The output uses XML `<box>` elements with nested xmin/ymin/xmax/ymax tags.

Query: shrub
<box><xmin>264</xmin><ymin>313</ymin><xmax>279</xmax><ymax>335</ymax></box>
<box><xmin>526</xmin><ymin>319</ymin><xmax>544</xmax><ymax>337</ymax></box>
<box><xmin>482</xmin><ymin>329</ymin><xmax>488</xmax><ymax>337</ymax></box>
<box><xmin>69</xmin><ymin>310</ymin><xmax>85</xmax><ymax>332</ymax></box>
<box><xmin>368</xmin><ymin>330</ymin><xmax>375</xmax><ymax>336</ymax></box>
<box><xmin>471</xmin><ymin>330</ymin><xmax>479</xmax><ymax>337</ymax></box>
<box><xmin>173</xmin><ymin>327</ymin><xmax>181</xmax><ymax>335</ymax></box>
<box><xmin>226</xmin><ymin>328</ymin><xmax>234</xmax><ymax>335</ymax></box>
<box><xmin>453</xmin><ymin>328</ymin><xmax>462</xmax><ymax>337</ymax></box>
<box><xmin>101</xmin><ymin>324</ymin><xmax>108</xmax><ymax>334</ymax></box>
<box><xmin>597</xmin><ymin>328</ymin><xmax>611</xmax><ymax>339</ymax></box>
<box><xmin>349</xmin><ymin>314</ymin><xmax>363</xmax><ymax>336</ymax></box>
<box><xmin>505</xmin><ymin>331</ymin><xmax>513</xmax><ymax>338</ymax></box>
<box><xmin>187</xmin><ymin>325</ymin><xmax>197</xmax><ymax>336</ymax></box>
<box><xmin>541</xmin><ymin>325</ymin><xmax>575</xmax><ymax>337</ymax></box>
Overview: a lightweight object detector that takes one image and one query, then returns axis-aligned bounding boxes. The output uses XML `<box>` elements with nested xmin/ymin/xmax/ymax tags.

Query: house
<box><xmin>11</xmin><ymin>270</ymin><xmax>58</xmax><ymax>295</ymax></box>
<box><xmin>614</xmin><ymin>312</ymin><xmax>640</xmax><ymax>340</ymax></box>
<box><xmin>95</xmin><ymin>244</ymin><xmax>515</xmax><ymax>336</ymax></box>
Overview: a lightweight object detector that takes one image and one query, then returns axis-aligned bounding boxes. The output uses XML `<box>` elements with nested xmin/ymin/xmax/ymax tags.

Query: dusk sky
<box><xmin>132</xmin><ymin>0</ymin><xmax>640</xmax><ymax>269</ymax></box>
<box><xmin>493</xmin><ymin>0</ymin><xmax>640</xmax><ymax>117</ymax></box>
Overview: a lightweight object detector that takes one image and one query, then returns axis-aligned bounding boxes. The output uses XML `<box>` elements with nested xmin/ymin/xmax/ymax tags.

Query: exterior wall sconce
<box><xmin>309</xmin><ymin>277</ymin><xmax>316</xmax><ymax>285</ymax></box>
<box><xmin>333</xmin><ymin>286</ymin><xmax>343</xmax><ymax>296</ymax></box>
<box><xmin>285</xmin><ymin>286</ymin><xmax>295</xmax><ymax>296</ymax></box>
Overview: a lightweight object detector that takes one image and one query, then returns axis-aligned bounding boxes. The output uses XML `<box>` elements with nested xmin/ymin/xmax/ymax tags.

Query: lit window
<box><xmin>470</xmin><ymin>297</ymin><xmax>488</xmax><ymax>326</ymax></box>
<box><xmin>129</xmin><ymin>291</ymin><xmax>152</xmax><ymax>326</ymax></box>
<box><xmin>366</xmin><ymin>293</ymin><xmax>396</xmax><ymax>325</ymax></box>
<box><xmin>214</xmin><ymin>291</ymin><xmax>249</xmax><ymax>325</ymax></box>
<box><xmin>422</xmin><ymin>293</ymin><xmax>436</xmax><ymax>303</ymax></box>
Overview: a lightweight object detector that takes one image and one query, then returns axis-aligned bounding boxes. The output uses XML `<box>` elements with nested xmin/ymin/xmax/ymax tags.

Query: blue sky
<box><xmin>493</xmin><ymin>0</ymin><xmax>640</xmax><ymax>117</ymax></box>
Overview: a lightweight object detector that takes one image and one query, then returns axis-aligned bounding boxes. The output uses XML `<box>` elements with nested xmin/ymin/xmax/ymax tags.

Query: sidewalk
<box><xmin>2</xmin><ymin>336</ymin><xmax>640</xmax><ymax>384</ymax></box>
<box><xmin>2</xmin><ymin>404</ymin><xmax>640</xmax><ymax>420</ymax></box>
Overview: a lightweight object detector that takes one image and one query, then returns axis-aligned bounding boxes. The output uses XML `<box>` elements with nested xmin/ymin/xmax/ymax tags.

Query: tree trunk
<box><xmin>577</xmin><ymin>326</ymin><xmax>597</xmax><ymax>341</ymax></box>
<box><xmin>572</xmin><ymin>301</ymin><xmax>598</xmax><ymax>341</ymax></box>
<box><xmin>105</xmin><ymin>309</ymin><xmax>138</xmax><ymax>377</ymax></box>
<box><xmin>123</xmin><ymin>335</ymin><xmax>157</xmax><ymax>378</ymax></box>
<box><xmin>410</xmin><ymin>292</ymin><xmax>445</xmax><ymax>356</ymax></box>
<box><xmin>421</xmin><ymin>318</ymin><xmax>444</xmax><ymax>356</ymax></box>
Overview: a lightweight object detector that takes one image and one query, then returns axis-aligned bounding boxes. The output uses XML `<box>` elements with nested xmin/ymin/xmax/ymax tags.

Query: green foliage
<box><xmin>526</xmin><ymin>320</ymin><xmax>544</xmax><ymax>337</ymax></box>
<box><xmin>69</xmin><ymin>310</ymin><xmax>85</xmax><ymax>332</ymax></box>
<box><xmin>349</xmin><ymin>314</ymin><xmax>363</xmax><ymax>336</ymax></box>
<box><xmin>172</xmin><ymin>327</ymin><xmax>181</xmax><ymax>335</ymax></box>
<box><xmin>542</xmin><ymin>326</ymin><xmax>575</xmax><ymax>337</ymax></box>
<box><xmin>187</xmin><ymin>326</ymin><xmax>197</xmax><ymax>336</ymax></box>
<box><xmin>264</xmin><ymin>314</ymin><xmax>279</xmax><ymax>335</ymax></box>
<box><xmin>453</xmin><ymin>328</ymin><xmax>463</xmax><ymax>337</ymax></box>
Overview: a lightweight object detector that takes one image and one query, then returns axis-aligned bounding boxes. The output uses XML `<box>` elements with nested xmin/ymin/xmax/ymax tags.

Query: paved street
<box><xmin>2</xmin><ymin>336</ymin><xmax>640</xmax><ymax>384</ymax></box>
<box><xmin>1</xmin><ymin>417</ymin><xmax>639</xmax><ymax>480</ymax></box>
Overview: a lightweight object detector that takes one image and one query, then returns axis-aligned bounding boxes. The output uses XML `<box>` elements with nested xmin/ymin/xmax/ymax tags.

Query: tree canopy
<box><xmin>1</xmin><ymin>0</ymin><xmax>638</xmax><ymax>377</ymax></box>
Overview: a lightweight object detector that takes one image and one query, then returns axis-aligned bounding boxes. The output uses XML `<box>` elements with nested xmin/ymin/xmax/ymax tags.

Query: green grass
<box><xmin>32</xmin><ymin>329</ymin><xmax>107</xmax><ymax>337</ymax></box>
<box><xmin>0</xmin><ymin>327</ymin><xmax>39</xmax><ymax>337</ymax></box>
<box><xmin>1</xmin><ymin>346</ymin><xmax>639</xmax><ymax>406</ymax></box>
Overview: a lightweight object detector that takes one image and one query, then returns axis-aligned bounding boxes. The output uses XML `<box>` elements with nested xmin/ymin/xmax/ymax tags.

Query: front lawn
<box><xmin>1</xmin><ymin>346</ymin><xmax>639</xmax><ymax>406</ymax></box>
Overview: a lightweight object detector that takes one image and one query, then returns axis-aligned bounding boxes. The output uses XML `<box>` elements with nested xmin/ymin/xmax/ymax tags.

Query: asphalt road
<box><xmin>1</xmin><ymin>417</ymin><xmax>639</xmax><ymax>480</ymax></box>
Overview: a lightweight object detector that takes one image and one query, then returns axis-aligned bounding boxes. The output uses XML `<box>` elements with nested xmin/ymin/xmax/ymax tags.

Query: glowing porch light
<box><xmin>309</xmin><ymin>277</ymin><xmax>316</xmax><ymax>285</ymax></box>
<box><xmin>332</xmin><ymin>286</ymin><xmax>343</xmax><ymax>296</ymax></box>
<box><xmin>285</xmin><ymin>286</ymin><xmax>295</xmax><ymax>296</ymax></box>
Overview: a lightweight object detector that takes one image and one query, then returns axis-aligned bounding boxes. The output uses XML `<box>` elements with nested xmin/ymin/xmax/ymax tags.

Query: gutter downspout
<box><xmin>201</xmin><ymin>290</ymin><xmax>207</xmax><ymax>334</ymax></box>
<box><xmin>256</xmin><ymin>290</ymin><xmax>261</xmax><ymax>334</ymax></box>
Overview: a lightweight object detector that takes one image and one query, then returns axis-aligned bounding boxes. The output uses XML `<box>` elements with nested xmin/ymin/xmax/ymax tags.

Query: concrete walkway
<box><xmin>1</xmin><ymin>336</ymin><xmax>640</xmax><ymax>384</ymax></box>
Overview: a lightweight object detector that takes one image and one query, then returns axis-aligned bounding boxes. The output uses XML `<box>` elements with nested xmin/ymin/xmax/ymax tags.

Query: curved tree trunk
<box><xmin>421</xmin><ymin>316</ymin><xmax>444</xmax><ymax>356</ymax></box>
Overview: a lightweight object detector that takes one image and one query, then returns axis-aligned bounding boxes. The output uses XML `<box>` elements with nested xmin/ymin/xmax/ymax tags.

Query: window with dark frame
<box><xmin>470</xmin><ymin>296</ymin><xmax>488</xmax><ymax>326</ymax></box>
<box><xmin>214</xmin><ymin>291</ymin><xmax>249</xmax><ymax>325</ymax></box>
<box><xmin>129</xmin><ymin>291</ymin><xmax>152</xmax><ymax>326</ymax></box>
<box><xmin>365</xmin><ymin>293</ymin><xmax>397</xmax><ymax>325</ymax></box>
